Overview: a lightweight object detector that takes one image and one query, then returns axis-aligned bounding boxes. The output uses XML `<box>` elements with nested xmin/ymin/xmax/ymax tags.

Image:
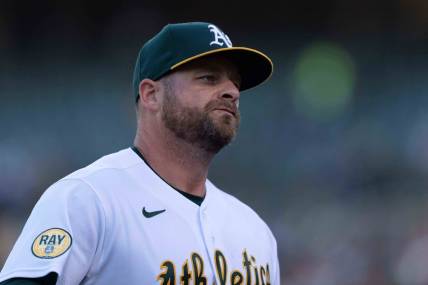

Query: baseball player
<box><xmin>0</xmin><ymin>22</ymin><xmax>279</xmax><ymax>285</ymax></box>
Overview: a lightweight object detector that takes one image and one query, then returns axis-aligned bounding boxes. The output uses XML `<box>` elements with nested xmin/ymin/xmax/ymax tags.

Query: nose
<box><xmin>220</xmin><ymin>79</ymin><xmax>240</xmax><ymax>103</ymax></box>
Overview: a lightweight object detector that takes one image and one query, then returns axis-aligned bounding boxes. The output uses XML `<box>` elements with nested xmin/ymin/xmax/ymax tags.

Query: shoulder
<box><xmin>37</xmin><ymin>148</ymin><xmax>141</xmax><ymax>211</ymax></box>
<box><xmin>207</xmin><ymin>180</ymin><xmax>265</xmax><ymax>222</ymax></box>
<box><xmin>63</xmin><ymin>148</ymin><xmax>141</xmax><ymax>181</ymax></box>
<box><xmin>207</xmin><ymin>180</ymin><xmax>276</xmax><ymax>240</ymax></box>
<box><xmin>48</xmin><ymin>148</ymin><xmax>143</xmax><ymax>196</ymax></box>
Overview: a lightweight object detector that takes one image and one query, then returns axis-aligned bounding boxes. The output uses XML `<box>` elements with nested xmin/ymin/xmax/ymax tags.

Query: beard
<box><xmin>161</xmin><ymin>89</ymin><xmax>240</xmax><ymax>154</ymax></box>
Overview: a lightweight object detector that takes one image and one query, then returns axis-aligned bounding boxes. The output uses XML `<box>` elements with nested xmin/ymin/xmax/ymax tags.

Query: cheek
<box><xmin>171</xmin><ymin>81</ymin><xmax>215</xmax><ymax>110</ymax></box>
<box><xmin>183</xmin><ymin>93</ymin><xmax>211</xmax><ymax>110</ymax></box>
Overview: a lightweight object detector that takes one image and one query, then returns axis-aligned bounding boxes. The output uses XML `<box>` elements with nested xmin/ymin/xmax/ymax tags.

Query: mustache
<box><xmin>205</xmin><ymin>100</ymin><xmax>239</xmax><ymax>116</ymax></box>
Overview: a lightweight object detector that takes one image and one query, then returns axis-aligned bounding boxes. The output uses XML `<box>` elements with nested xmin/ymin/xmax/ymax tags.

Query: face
<box><xmin>160</xmin><ymin>55</ymin><xmax>241</xmax><ymax>153</ymax></box>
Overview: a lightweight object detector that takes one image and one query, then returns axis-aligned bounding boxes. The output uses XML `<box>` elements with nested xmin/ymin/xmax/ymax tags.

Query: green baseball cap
<box><xmin>132</xmin><ymin>22</ymin><xmax>273</xmax><ymax>100</ymax></box>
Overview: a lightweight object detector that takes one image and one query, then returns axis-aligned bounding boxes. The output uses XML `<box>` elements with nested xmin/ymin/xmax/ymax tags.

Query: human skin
<box><xmin>134</xmin><ymin>55</ymin><xmax>241</xmax><ymax>197</ymax></box>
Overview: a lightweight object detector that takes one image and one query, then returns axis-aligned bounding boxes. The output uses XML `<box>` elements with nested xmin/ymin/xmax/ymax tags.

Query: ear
<box><xmin>137</xmin><ymin>79</ymin><xmax>161</xmax><ymax>111</ymax></box>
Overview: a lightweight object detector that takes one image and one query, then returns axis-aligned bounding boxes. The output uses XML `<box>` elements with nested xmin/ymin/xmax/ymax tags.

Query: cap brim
<box><xmin>170</xmin><ymin>47</ymin><xmax>273</xmax><ymax>91</ymax></box>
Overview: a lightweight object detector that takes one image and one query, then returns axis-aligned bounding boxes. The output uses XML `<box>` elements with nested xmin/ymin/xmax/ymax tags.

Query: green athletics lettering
<box><xmin>157</xmin><ymin>250</ymin><xmax>271</xmax><ymax>285</ymax></box>
<box><xmin>181</xmin><ymin>259</ymin><xmax>192</xmax><ymax>285</ymax></box>
<box><xmin>215</xmin><ymin>250</ymin><xmax>228</xmax><ymax>285</ymax></box>
<box><xmin>157</xmin><ymin>260</ymin><xmax>175</xmax><ymax>285</ymax></box>
<box><xmin>192</xmin><ymin>252</ymin><xmax>207</xmax><ymax>285</ymax></box>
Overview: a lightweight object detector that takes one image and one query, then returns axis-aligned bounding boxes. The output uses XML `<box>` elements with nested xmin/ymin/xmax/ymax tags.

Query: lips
<box><xmin>214</xmin><ymin>107</ymin><xmax>236</xmax><ymax>116</ymax></box>
<box><xmin>206</xmin><ymin>100</ymin><xmax>239</xmax><ymax>118</ymax></box>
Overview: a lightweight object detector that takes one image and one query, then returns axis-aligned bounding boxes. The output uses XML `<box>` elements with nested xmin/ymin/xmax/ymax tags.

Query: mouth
<box><xmin>213</xmin><ymin>108</ymin><xmax>236</xmax><ymax>117</ymax></box>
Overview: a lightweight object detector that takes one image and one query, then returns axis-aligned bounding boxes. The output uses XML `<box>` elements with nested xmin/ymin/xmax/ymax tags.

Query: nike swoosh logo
<box><xmin>142</xmin><ymin>207</ymin><xmax>166</xmax><ymax>218</ymax></box>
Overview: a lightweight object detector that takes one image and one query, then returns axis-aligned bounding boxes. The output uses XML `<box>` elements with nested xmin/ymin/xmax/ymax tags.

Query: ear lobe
<box><xmin>138</xmin><ymin>79</ymin><xmax>161</xmax><ymax>111</ymax></box>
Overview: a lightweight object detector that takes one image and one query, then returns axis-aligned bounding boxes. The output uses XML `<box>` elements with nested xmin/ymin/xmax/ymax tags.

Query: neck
<box><xmin>134</xmin><ymin>126</ymin><xmax>215</xmax><ymax>197</ymax></box>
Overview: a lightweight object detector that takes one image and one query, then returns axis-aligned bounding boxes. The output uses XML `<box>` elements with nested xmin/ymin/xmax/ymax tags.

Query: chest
<box><xmin>92</xmin><ymin>191</ymin><xmax>273</xmax><ymax>285</ymax></box>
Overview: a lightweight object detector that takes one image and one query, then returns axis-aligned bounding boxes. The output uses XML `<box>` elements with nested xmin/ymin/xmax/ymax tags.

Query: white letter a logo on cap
<box><xmin>208</xmin><ymin>24</ymin><xmax>232</xmax><ymax>47</ymax></box>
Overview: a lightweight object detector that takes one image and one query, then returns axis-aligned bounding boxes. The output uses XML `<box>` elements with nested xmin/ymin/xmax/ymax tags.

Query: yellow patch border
<box><xmin>31</xmin><ymin>228</ymin><xmax>72</xmax><ymax>259</ymax></box>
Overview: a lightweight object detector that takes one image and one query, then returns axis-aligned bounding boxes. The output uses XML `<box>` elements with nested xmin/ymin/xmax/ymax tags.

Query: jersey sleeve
<box><xmin>270</xmin><ymin>230</ymin><xmax>281</xmax><ymax>285</ymax></box>
<box><xmin>0</xmin><ymin>272</ymin><xmax>57</xmax><ymax>285</ymax></box>
<box><xmin>271</xmin><ymin>240</ymin><xmax>281</xmax><ymax>285</ymax></box>
<box><xmin>0</xmin><ymin>179</ymin><xmax>106</xmax><ymax>285</ymax></box>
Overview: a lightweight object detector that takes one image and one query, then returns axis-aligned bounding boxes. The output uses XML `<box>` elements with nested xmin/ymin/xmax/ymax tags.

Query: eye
<box><xmin>197</xmin><ymin>74</ymin><xmax>217</xmax><ymax>83</ymax></box>
<box><xmin>232</xmin><ymin>79</ymin><xmax>241</xmax><ymax>90</ymax></box>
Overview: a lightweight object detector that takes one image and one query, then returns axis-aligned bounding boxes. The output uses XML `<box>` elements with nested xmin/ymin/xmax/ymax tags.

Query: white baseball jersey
<box><xmin>0</xmin><ymin>148</ymin><xmax>280</xmax><ymax>285</ymax></box>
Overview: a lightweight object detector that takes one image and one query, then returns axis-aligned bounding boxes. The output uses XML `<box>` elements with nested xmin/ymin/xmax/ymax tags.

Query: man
<box><xmin>0</xmin><ymin>22</ymin><xmax>279</xmax><ymax>285</ymax></box>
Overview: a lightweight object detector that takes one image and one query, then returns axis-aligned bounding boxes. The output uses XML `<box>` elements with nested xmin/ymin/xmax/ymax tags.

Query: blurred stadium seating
<box><xmin>1</xmin><ymin>0</ymin><xmax>428</xmax><ymax>283</ymax></box>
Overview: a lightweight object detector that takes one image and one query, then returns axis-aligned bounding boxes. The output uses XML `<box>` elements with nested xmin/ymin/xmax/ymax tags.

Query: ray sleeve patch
<box><xmin>31</xmin><ymin>228</ymin><xmax>72</xmax><ymax>259</ymax></box>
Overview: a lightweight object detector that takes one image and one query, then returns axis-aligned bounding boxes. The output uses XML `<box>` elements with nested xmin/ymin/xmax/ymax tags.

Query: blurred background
<box><xmin>1</xmin><ymin>0</ymin><xmax>428</xmax><ymax>284</ymax></box>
